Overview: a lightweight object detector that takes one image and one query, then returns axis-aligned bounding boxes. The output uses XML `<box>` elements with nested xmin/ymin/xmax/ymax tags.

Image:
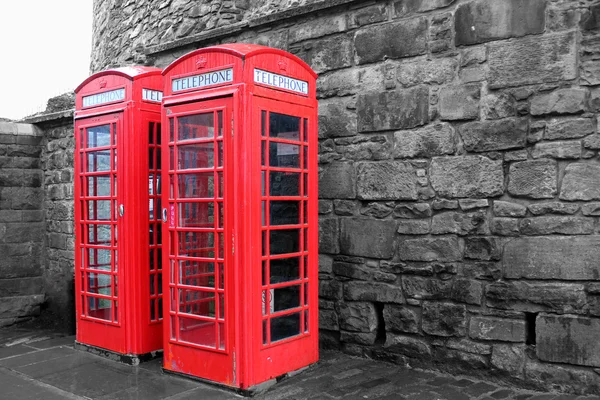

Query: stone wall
<box><xmin>0</xmin><ymin>122</ymin><xmax>45</xmax><ymax>327</ymax></box>
<box><xmin>85</xmin><ymin>0</ymin><xmax>600</xmax><ymax>393</ymax></box>
<box><xmin>37</xmin><ymin>108</ymin><xmax>76</xmax><ymax>333</ymax></box>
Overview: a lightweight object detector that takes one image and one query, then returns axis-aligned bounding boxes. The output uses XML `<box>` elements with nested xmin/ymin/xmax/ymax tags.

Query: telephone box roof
<box><xmin>75</xmin><ymin>66</ymin><xmax>162</xmax><ymax>93</ymax></box>
<box><xmin>162</xmin><ymin>43</ymin><xmax>317</xmax><ymax>79</ymax></box>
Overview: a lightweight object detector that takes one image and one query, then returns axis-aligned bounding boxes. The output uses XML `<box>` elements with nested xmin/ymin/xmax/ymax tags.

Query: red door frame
<box><xmin>74</xmin><ymin>111</ymin><xmax>127</xmax><ymax>353</ymax></box>
<box><xmin>248</xmin><ymin>95</ymin><xmax>319</xmax><ymax>385</ymax></box>
<box><xmin>161</xmin><ymin>89</ymin><xmax>240</xmax><ymax>386</ymax></box>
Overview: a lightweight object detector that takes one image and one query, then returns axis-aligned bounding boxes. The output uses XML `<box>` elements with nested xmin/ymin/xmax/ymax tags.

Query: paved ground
<box><xmin>0</xmin><ymin>326</ymin><xmax>598</xmax><ymax>400</ymax></box>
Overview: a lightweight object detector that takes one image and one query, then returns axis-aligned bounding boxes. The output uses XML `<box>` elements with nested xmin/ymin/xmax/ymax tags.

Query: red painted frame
<box><xmin>161</xmin><ymin>44</ymin><xmax>318</xmax><ymax>390</ymax></box>
<box><xmin>74</xmin><ymin>67</ymin><xmax>164</xmax><ymax>357</ymax></box>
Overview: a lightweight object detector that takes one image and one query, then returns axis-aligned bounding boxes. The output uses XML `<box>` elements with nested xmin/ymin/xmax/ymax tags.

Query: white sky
<box><xmin>0</xmin><ymin>1</ymin><xmax>93</xmax><ymax>120</ymax></box>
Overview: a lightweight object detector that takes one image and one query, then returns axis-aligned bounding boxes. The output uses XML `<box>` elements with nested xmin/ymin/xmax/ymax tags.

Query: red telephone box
<box><xmin>74</xmin><ymin>67</ymin><xmax>164</xmax><ymax>362</ymax></box>
<box><xmin>160</xmin><ymin>44</ymin><xmax>318</xmax><ymax>391</ymax></box>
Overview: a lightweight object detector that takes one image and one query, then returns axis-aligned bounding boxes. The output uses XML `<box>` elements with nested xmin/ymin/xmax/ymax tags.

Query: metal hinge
<box><xmin>231</xmin><ymin>115</ymin><xmax>234</xmax><ymax>137</ymax></box>
<box><xmin>232</xmin><ymin>234</ymin><xmax>235</xmax><ymax>255</ymax></box>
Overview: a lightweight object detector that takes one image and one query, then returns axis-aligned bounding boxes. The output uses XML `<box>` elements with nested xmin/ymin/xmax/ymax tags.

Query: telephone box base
<box><xmin>74</xmin><ymin>341</ymin><xmax>163</xmax><ymax>366</ymax></box>
<box><xmin>162</xmin><ymin>363</ymin><xmax>315</xmax><ymax>397</ymax></box>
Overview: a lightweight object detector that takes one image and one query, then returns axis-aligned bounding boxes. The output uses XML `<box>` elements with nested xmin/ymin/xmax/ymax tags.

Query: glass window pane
<box><xmin>177</xmin><ymin>142</ymin><xmax>214</xmax><ymax>169</ymax></box>
<box><xmin>217</xmin><ymin>111</ymin><xmax>223</xmax><ymax>138</ymax></box>
<box><xmin>87</xmin><ymin>297</ymin><xmax>112</xmax><ymax>321</ymax></box>
<box><xmin>178</xmin><ymin>202</ymin><xmax>214</xmax><ymax>227</ymax></box>
<box><xmin>87</xmin><ymin>125</ymin><xmax>111</xmax><ymax>148</ymax></box>
<box><xmin>269</xmin><ymin>113</ymin><xmax>300</xmax><ymax>140</ymax></box>
<box><xmin>178</xmin><ymin>289</ymin><xmax>216</xmax><ymax>317</ymax></box>
<box><xmin>88</xmin><ymin>224</ymin><xmax>112</xmax><ymax>245</ymax></box>
<box><xmin>178</xmin><ymin>231</ymin><xmax>215</xmax><ymax>258</ymax></box>
<box><xmin>270</xmin><ymin>257</ymin><xmax>300</xmax><ymax>284</ymax></box>
<box><xmin>86</xmin><ymin>272</ymin><xmax>112</xmax><ymax>296</ymax></box>
<box><xmin>270</xmin><ymin>229</ymin><xmax>300</xmax><ymax>255</ymax></box>
<box><xmin>178</xmin><ymin>173</ymin><xmax>214</xmax><ymax>198</ymax></box>
<box><xmin>219</xmin><ymin>323</ymin><xmax>225</xmax><ymax>349</ymax></box>
<box><xmin>178</xmin><ymin>113</ymin><xmax>214</xmax><ymax>141</ymax></box>
<box><xmin>269</xmin><ymin>142</ymin><xmax>300</xmax><ymax>168</ymax></box>
<box><xmin>179</xmin><ymin>260</ymin><xmax>214</xmax><ymax>288</ymax></box>
<box><xmin>88</xmin><ymin>176</ymin><xmax>111</xmax><ymax>197</ymax></box>
<box><xmin>273</xmin><ymin>285</ymin><xmax>300</xmax><ymax>312</ymax></box>
<box><xmin>88</xmin><ymin>249</ymin><xmax>112</xmax><ymax>271</ymax></box>
<box><xmin>179</xmin><ymin>316</ymin><xmax>216</xmax><ymax>347</ymax></box>
<box><xmin>270</xmin><ymin>201</ymin><xmax>299</xmax><ymax>226</ymax></box>
<box><xmin>270</xmin><ymin>172</ymin><xmax>299</xmax><ymax>197</ymax></box>
<box><xmin>87</xmin><ymin>150</ymin><xmax>111</xmax><ymax>172</ymax></box>
<box><xmin>88</xmin><ymin>200</ymin><xmax>112</xmax><ymax>221</ymax></box>
<box><xmin>271</xmin><ymin>312</ymin><xmax>301</xmax><ymax>342</ymax></box>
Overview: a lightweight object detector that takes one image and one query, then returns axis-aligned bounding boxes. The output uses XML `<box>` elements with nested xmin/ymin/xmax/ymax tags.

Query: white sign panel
<box><xmin>172</xmin><ymin>68</ymin><xmax>233</xmax><ymax>92</ymax></box>
<box><xmin>82</xmin><ymin>88</ymin><xmax>125</xmax><ymax>107</ymax></box>
<box><xmin>142</xmin><ymin>89</ymin><xmax>163</xmax><ymax>102</ymax></box>
<box><xmin>254</xmin><ymin>69</ymin><xmax>308</xmax><ymax>95</ymax></box>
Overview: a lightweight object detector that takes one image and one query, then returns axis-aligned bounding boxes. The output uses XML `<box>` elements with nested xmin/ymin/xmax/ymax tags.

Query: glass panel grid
<box><xmin>79</xmin><ymin>123</ymin><xmax>118</xmax><ymax>324</ymax></box>
<box><xmin>149</xmin><ymin>121</ymin><xmax>163</xmax><ymax>322</ymax></box>
<box><xmin>261</xmin><ymin>111</ymin><xmax>310</xmax><ymax>346</ymax></box>
<box><xmin>168</xmin><ymin>110</ymin><xmax>226</xmax><ymax>351</ymax></box>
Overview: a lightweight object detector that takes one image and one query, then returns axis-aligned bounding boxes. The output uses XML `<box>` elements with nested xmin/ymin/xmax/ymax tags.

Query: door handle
<box><xmin>119</xmin><ymin>204</ymin><xmax>124</xmax><ymax>217</ymax></box>
<box><xmin>162</xmin><ymin>208</ymin><xmax>168</xmax><ymax>223</ymax></box>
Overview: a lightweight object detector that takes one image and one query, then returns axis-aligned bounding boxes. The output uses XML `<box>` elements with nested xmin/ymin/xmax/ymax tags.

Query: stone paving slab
<box><xmin>0</xmin><ymin>328</ymin><xmax>598</xmax><ymax>400</ymax></box>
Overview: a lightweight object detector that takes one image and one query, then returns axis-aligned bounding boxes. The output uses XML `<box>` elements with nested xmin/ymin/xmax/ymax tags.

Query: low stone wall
<box><xmin>0</xmin><ymin>122</ymin><xmax>45</xmax><ymax>327</ymax></box>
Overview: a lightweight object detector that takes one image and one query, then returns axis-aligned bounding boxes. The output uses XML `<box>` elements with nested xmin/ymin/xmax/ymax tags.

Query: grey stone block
<box><xmin>340</xmin><ymin>218</ymin><xmax>397</xmax><ymax>258</ymax></box>
<box><xmin>545</xmin><ymin>118</ymin><xmax>595</xmax><ymax>140</ymax></box>
<box><xmin>455</xmin><ymin>0</ymin><xmax>546</xmax><ymax>46</ymax></box>
<box><xmin>530</xmin><ymin>88</ymin><xmax>587</xmax><ymax>116</ymax></box>
<box><xmin>394</xmin><ymin>123</ymin><xmax>456</xmax><ymax>159</ymax></box>
<box><xmin>383</xmin><ymin>305</ymin><xmax>419</xmax><ymax>334</ymax></box>
<box><xmin>560</xmin><ymin>163</ymin><xmax>600</xmax><ymax>201</ymax></box>
<box><xmin>519</xmin><ymin>217</ymin><xmax>594</xmax><ymax>235</ymax></box>
<box><xmin>439</xmin><ymin>84</ymin><xmax>481</xmax><ymax>121</ymax></box>
<box><xmin>355</xmin><ymin>18</ymin><xmax>428</xmax><ymax>64</ymax></box>
<box><xmin>469</xmin><ymin>316</ymin><xmax>525</xmax><ymax>342</ymax></box>
<box><xmin>319</xmin><ymin>162</ymin><xmax>356</xmax><ymax>199</ymax></box>
<box><xmin>357</xmin><ymin>86</ymin><xmax>429</xmax><ymax>132</ymax></box>
<box><xmin>422</xmin><ymin>301</ymin><xmax>467</xmax><ymax>337</ymax></box>
<box><xmin>397</xmin><ymin>57</ymin><xmax>457</xmax><ymax>88</ymax></box>
<box><xmin>336</xmin><ymin>301</ymin><xmax>377</xmax><ymax>333</ymax></box>
<box><xmin>398</xmin><ymin>236</ymin><xmax>463</xmax><ymax>262</ymax></box>
<box><xmin>459</xmin><ymin>118</ymin><xmax>527</xmax><ymax>152</ymax></box>
<box><xmin>531</xmin><ymin>141</ymin><xmax>582</xmax><ymax>159</ymax></box>
<box><xmin>537</xmin><ymin>314</ymin><xmax>600</xmax><ymax>367</ymax></box>
<box><xmin>402</xmin><ymin>276</ymin><xmax>483</xmax><ymax>305</ymax></box>
<box><xmin>344</xmin><ymin>281</ymin><xmax>404</xmax><ymax>303</ymax></box>
<box><xmin>488</xmin><ymin>32</ymin><xmax>577</xmax><ymax>89</ymax></box>
<box><xmin>319</xmin><ymin>218</ymin><xmax>340</xmax><ymax>254</ymax></box>
<box><xmin>430</xmin><ymin>156</ymin><xmax>504</xmax><ymax>198</ymax></box>
<box><xmin>504</xmin><ymin>236</ymin><xmax>600</xmax><ymax>280</ymax></box>
<box><xmin>508</xmin><ymin>160</ymin><xmax>557</xmax><ymax>199</ymax></box>
<box><xmin>357</xmin><ymin>161</ymin><xmax>418</xmax><ymax>201</ymax></box>
<box><xmin>486</xmin><ymin>281</ymin><xmax>587</xmax><ymax>313</ymax></box>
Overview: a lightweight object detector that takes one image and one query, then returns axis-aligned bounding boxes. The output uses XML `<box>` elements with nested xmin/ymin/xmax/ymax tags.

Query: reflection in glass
<box><xmin>178</xmin><ymin>288</ymin><xmax>215</xmax><ymax>317</ymax></box>
<box><xmin>178</xmin><ymin>173</ymin><xmax>214</xmax><ymax>198</ymax></box>
<box><xmin>88</xmin><ymin>176</ymin><xmax>111</xmax><ymax>197</ymax></box>
<box><xmin>270</xmin><ymin>172</ymin><xmax>299</xmax><ymax>196</ymax></box>
<box><xmin>87</xmin><ymin>150</ymin><xmax>111</xmax><ymax>172</ymax></box>
<box><xmin>178</xmin><ymin>202</ymin><xmax>214</xmax><ymax>227</ymax></box>
<box><xmin>270</xmin><ymin>229</ymin><xmax>300</xmax><ymax>255</ymax></box>
<box><xmin>179</xmin><ymin>260</ymin><xmax>214</xmax><ymax>288</ymax></box>
<box><xmin>88</xmin><ymin>224</ymin><xmax>112</xmax><ymax>245</ymax></box>
<box><xmin>88</xmin><ymin>248</ymin><xmax>112</xmax><ymax>271</ymax></box>
<box><xmin>178</xmin><ymin>231</ymin><xmax>215</xmax><ymax>259</ymax></box>
<box><xmin>179</xmin><ymin>316</ymin><xmax>216</xmax><ymax>348</ymax></box>
<box><xmin>273</xmin><ymin>285</ymin><xmax>300</xmax><ymax>312</ymax></box>
<box><xmin>178</xmin><ymin>113</ymin><xmax>214</xmax><ymax>140</ymax></box>
<box><xmin>269</xmin><ymin>142</ymin><xmax>300</xmax><ymax>168</ymax></box>
<box><xmin>271</xmin><ymin>312</ymin><xmax>300</xmax><ymax>342</ymax></box>
<box><xmin>270</xmin><ymin>201</ymin><xmax>299</xmax><ymax>225</ymax></box>
<box><xmin>178</xmin><ymin>142</ymin><xmax>214</xmax><ymax>169</ymax></box>
<box><xmin>88</xmin><ymin>200</ymin><xmax>112</xmax><ymax>220</ymax></box>
<box><xmin>270</xmin><ymin>257</ymin><xmax>300</xmax><ymax>284</ymax></box>
<box><xmin>269</xmin><ymin>113</ymin><xmax>300</xmax><ymax>140</ymax></box>
<box><xmin>87</xmin><ymin>125</ymin><xmax>111</xmax><ymax>148</ymax></box>
<box><xmin>86</xmin><ymin>272</ymin><xmax>112</xmax><ymax>296</ymax></box>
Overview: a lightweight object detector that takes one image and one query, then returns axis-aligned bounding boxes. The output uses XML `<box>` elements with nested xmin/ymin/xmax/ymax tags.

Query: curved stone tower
<box><xmin>91</xmin><ymin>0</ymin><xmax>320</xmax><ymax>72</ymax></box>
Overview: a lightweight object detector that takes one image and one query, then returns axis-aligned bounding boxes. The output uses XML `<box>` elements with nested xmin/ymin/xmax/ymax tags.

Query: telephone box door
<box><xmin>162</xmin><ymin>97</ymin><xmax>236</xmax><ymax>384</ymax></box>
<box><xmin>75</xmin><ymin>112</ymin><xmax>126</xmax><ymax>351</ymax></box>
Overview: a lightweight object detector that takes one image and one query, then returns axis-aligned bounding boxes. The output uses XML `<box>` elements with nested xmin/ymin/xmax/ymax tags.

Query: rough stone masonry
<box><xmin>10</xmin><ymin>0</ymin><xmax>600</xmax><ymax>395</ymax></box>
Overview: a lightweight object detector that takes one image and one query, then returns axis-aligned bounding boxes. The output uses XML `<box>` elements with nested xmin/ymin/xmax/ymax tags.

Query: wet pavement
<box><xmin>0</xmin><ymin>327</ymin><xmax>598</xmax><ymax>400</ymax></box>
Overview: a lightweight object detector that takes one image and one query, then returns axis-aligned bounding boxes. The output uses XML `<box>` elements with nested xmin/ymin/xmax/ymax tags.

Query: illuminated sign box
<box><xmin>254</xmin><ymin>69</ymin><xmax>308</xmax><ymax>95</ymax></box>
<box><xmin>82</xmin><ymin>88</ymin><xmax>125</xmax><ymax>107</ymax></box>
<box><xmin>172</xmin><ymin>68</ymin><xmax>233</xmax><ymax>92</ymax></box>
